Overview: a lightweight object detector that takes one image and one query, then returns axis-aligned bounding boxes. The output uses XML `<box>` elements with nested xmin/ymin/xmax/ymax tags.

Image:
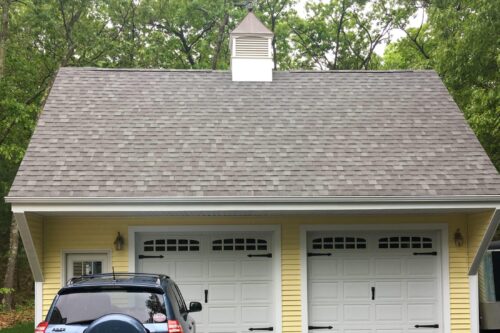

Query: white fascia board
<box><xmin>7</xmin><ymin>195</ymin><xmax>500</xmax><ymax>214</ymax></box>
<box><xmin>6</xmin><ymin>195</ymin><xmax>500</xmax><ymax>204</ymax></box>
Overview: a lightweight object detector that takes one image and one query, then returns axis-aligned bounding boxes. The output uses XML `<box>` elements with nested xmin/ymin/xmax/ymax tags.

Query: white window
<box><xmin>65</xmin><ymin>253</ymin><xmax>110</xmax><ymax>283</ymax></box>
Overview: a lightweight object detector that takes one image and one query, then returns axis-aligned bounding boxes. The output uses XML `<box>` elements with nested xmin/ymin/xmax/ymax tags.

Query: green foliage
<box><xmin>1</xmin><ymin>322</ymin><xmax>34</xmax><ymax>332</ymax></box>
<box><xmin>286</xmin><ymin>0</ymin><xmax>412</xmax><ymax>69</ymax></box>
<box><xmin>382</xmin><ymin>0</ymin><xmax>500</xmax><ymax>170</ymax></box>
<box><xmin>0</xmin><ymin>287</ymin><xmax>14</xmax><ymax>295</ymax></box>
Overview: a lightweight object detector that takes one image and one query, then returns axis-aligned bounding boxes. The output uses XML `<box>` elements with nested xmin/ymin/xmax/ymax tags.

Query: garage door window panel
<box><xmin>312</xmin><ymin>237</ymin><xmax>367</xmax><ymax>250</ymax></box>
<box><xmin>212</xmin><ymin>238</ymin><xmax>268</xmax><ymax>251</ymax></box>
<box><xmin>143</xmin><ymin>239</ymin><xmax>200</xmax><ymax>252</ymax></box>
<box><xmin>378</xmin><ymin>236</ymin><xmax>433</xmax><ymax>249</ymax></box>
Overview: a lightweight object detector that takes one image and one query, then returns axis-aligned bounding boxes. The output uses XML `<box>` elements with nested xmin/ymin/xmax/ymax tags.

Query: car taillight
<box><xmin>167</xmin><ymin>320</ymin><xmax>184</xmax><ymax>333</ymax></box>
<box><xmin>34</xmin><ymin>321</ymin><xmax>48</xmax><ymax>333</ymax></box>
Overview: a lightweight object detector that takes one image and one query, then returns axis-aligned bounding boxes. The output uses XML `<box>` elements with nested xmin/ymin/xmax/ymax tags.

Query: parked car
<box><xmin>34</xmin><ymin>273</ymin><xmax>202</xmax><ymax>333</ymax></box>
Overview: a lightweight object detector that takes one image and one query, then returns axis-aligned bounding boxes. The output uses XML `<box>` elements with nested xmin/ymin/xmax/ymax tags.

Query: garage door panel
<box><xmin>375</xmin><ymin>259</ymin><xmax>403</xmax><ymax>276</ymax></box>
<box><xmin>209</xmin><ymin>283</ymin><xmax>237</xmax><ymax>303</ymax></box>
<box><xmin>344</xmin><ymin>328</ymin><xmax>372</xmax><ymax>333</ymax></box>
<box><xmin>375</xmin><ymin>304</ymin><xmax>403</xmax><ymax>321</ymax></box>
<box><xmin>208</xmin><ymin>306</ymin><xmax>238</xmax><ymax>324</ymax></box>
<box><xmin>309</xmin><ymin>258</ymin><xmax>339</xmax><ymax>277</ymax></box>
<box><xmin>344</xmin><ymin>304</ymin><xmax>371</xmax><ymax>321</ymax></box>
<box><xmin>309</xmin><ymin>304</ymin><xmax>339</xmax><ymax>322</ymax></box>
<box><xmin>344</xmin><ymin>281</ymin><xmax>371</xmax><ymax>300</ymax></box>
<box><xmin>138</xmin><ymin>259</ymin><xmax>171</xmax><ymax>275</ymax></box>
<box><xmin>375</xmin><ymin>281</ymin><xmax>403</xmax><ymax>300</ymax></box>
<box><xmin>241</xmin><ymin>260</ymin><xmax>271</xmax><ymax>279</ymax></box>
<box><xmin>310</xmin><ymin>282</ymin><xmax>339</xmax><ymax>301</ymax></box>
<box><xmin>407</xmin><ymin>303</ymin><xmax>437</xmax><ymax>321</ymax></box>
<box><xmin>176</xmin><ymin>261</ymin><xmax>205</xmax><ymax>280</ymax></box>
<box><xmin>241</xmin><ymin>306</ymin><xmax>271</xmax><ymax>323</ymax></box>
<box><xmin>241</xmin><ymin>283</ymin><xmax>272</xmax><ymax>302</ymax></box>
<box><xmin>343</xmin><ymin>259</ymin><xmax>371</xmax><ymax>276</ymax></box>
<box><xmin>407</xmin><ymin>281</ymin><xmax>437</xmax><ymax>300</ymax></box>
<box><xmin>407</xmin><ymin>258</ymin><xmax>436</xmax><ymax>276</ymax></box>
<box><xmin>209</xmin><ymin>261</ymin><xmax>237</xmax><ymax>279</ymax></box>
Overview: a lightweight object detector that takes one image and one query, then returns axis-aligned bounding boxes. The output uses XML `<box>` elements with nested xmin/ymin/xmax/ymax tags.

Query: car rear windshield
<box><xmin>48</xmin><ymin>289</ymin><xmax>167</xmax><ymax>325</ymax></box>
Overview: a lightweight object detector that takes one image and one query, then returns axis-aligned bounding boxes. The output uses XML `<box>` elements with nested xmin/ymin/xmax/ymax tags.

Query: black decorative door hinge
<box><xmin>415</xmin><ymin>324</ymin><xmax>439</xmax><ymax>328</ymax></box>
<box><xmin>247</xmin><ymin>253</ymin><xmax>272</xmax><ymax>258</ymax></box>
<box><xmin>307</xmin><ymin>253</ymin><xmax>332</xmax><ymax>257</ymax></box>
<box><xmin>308</xmin><ymin>325</ymin><xmax>333</xmax><ymax>330</ymax></box>
<box><xmin>249</xmin><ymin>327</ymin><xmax>273</xmax><ymax>331</ymax></box>
<box><xmin>413</xmin><ymin>251</ymin><xmax>437</xmax><ymax>256</ymax></box>
<box><xmin>138</xmin><ymin>255</ymin><xmax>164</xmax><ymax>259</ymax></box>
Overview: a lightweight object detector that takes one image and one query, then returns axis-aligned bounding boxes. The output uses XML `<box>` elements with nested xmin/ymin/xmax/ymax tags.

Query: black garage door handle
<box><xmin>308</xmin><ymin>325</ymin><xmax>333</xmax><ymax>330</ymax></box>
<box><xmin>415</xmin><ymin>324</ymin><xmax>439</xmax><ymax>328</ymax></box>
<box><xmin>249</xmin><ymin>327</ymin><xmax>273</xmax><ymax>331</ymax></box>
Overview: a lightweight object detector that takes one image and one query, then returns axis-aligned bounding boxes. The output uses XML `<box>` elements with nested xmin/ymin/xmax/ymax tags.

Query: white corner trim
<box><xmin>300</xmin><ymin>223</ymin><xmax>451</xmax><ymax>333</ymax></box>
<box><xmin>13</xmin><ymin>213</ymin><xmax>43</xmax><ymax>281</ymax></box>
<box><xmin>469</xmin><ymin>274</ymin><xmax>480</xmax><ymax>333</ymax></box>
<box><xmin>34</xmin><ymin>281</ymin><xmax>43</xmax><ymax>325</ymax></box>
<box><xmin>469</xmin><ymin>209</ymin><xmax>500</xmax><ymax>275</ymax></box>
<box><xmin>128</xmin><ymin>224</ymin><xmax>282</xmax><ymax>332</ymax></box>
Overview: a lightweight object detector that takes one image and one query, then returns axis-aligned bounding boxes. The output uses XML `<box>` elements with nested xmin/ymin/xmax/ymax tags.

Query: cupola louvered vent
<box><xmin>235</xmin><ymin>37</ymin><xmax>269</xmax><ymax>58</ymax></box>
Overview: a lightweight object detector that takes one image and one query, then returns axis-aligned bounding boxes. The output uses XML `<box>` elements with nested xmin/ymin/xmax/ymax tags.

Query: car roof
<box><xmin>60</xmin><ymin>273</ymin><xmax>170</xmax><ymax>293</ymax></box>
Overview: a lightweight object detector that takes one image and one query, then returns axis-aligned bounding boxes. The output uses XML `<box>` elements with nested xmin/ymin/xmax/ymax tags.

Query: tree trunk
<box><xmin>211</xmin><ymin>12</ymin><xmax>229</xmax><ymax>70</ymax></box>
<box><xmin>2</xmin><ymin>216</ymin><xmax>19</xmax><ymax>310</ymax></box>
<box><xmin>0</xmin><ymin>0</ymin><xmax>11</xmax><ymax>79</ymax></box>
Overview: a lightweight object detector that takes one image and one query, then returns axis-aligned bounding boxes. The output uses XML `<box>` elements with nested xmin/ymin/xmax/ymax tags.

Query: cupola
<box><xmin>230</xmin><ymin>11</ymin><xmax>273</xmax><ymax>82</ymax></box>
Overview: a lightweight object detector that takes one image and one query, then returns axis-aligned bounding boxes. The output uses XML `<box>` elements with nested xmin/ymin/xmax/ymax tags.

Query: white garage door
<box><xmin>307</xmin><ymin>231</ymin><xmax>443</xmax><ymax>333</ymax></box>
<box><xmin>137</xmin><ymin>232</ymin><xmax>275</xmax><ymax>333</ymax></box>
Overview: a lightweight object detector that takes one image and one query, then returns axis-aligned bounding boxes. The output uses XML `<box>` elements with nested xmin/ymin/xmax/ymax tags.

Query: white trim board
<box><xmin>13</xmin><ymin>213</ymin><xmax>43</xmax><ymax>281</ymax></box>
<box><xmin>469</xmin><ymin>274</ymin><xmax>479</xmax><ymax>333</ymax></box>
<box><xmin>300</xmin><ymin>223</ymin><xmax>451</xmax><ymax>333</ymax></box>
<box><xmin>9</xmin><ymin>198</ymin><xmax>500</xmax><ymax>215</ymax></box>
<box><xmin>128</xmin><ymin>224</ymin><xmax>282</xmax><ymax>333</ymax></box>
<box><xmin>34</xmin><ymin>282</ymin><xmax>43</xmax><ymax>325</ymax></box>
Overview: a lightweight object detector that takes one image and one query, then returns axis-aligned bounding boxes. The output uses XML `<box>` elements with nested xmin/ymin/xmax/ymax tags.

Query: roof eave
<box><xmin>6</xmin><ymin>195</ymin><xmax>500</xmax><ymax>205</ymax></box>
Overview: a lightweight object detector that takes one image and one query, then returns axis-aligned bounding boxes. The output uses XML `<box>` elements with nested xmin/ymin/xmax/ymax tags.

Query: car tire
<box><xmin>85</xmin><ymin>314</ymin><xmax>148</xmax><ymax>333</ymax></box>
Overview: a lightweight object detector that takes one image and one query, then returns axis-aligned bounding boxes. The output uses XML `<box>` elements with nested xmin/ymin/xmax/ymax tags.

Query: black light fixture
<box><xmin>454</xmin><ymin>228</ymin><xmax>464</xmax><ymax>247</ymax></box>
<box><xmin>114</xmin><ymin>232</ymin><xmax>125</xmax><ymax>251</ymax></box>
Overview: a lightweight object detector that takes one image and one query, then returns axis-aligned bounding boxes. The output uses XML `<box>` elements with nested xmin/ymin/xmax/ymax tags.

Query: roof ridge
<box><xmin>59</xmin><ymin>67</ymin><xmax>435</xmax><ymax>74</ymax></box>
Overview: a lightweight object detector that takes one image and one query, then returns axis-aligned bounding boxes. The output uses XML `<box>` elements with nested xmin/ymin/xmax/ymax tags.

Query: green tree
<box><xmin>383</xmin><ymin>0</ymin><xmax>500</xmax><ymax>170</ymax></box>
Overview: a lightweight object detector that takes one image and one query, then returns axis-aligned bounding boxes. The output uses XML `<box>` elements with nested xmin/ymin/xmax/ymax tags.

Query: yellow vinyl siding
<box><xmin>35</xmin><ymin>212</ymin><xmax>494</xmax><ymax>330</ymax></box>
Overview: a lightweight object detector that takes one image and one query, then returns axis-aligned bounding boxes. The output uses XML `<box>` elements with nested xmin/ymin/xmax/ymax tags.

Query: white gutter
<box><xmin>7</xmin><ymin>195</ymin><xmax>500</xmax><ymax>214</ymax></box>
<box><xmin>6</xmin><ymin>195</ymin><xmax>500</xmax><ymax>204</ymax></box>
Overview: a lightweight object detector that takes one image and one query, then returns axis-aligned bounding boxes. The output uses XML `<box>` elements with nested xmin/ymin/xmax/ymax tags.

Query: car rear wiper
<box><xmin>65</xmin><ymin>319</ymin><xmax>95</xmax><ymax>325</ymax></box>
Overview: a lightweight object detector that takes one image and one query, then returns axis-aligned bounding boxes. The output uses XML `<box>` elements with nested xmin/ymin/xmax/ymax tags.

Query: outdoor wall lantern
<box><xmin>114</xmin><ymin>232</ymin><xmax>125</xmax><ymax>251</ymax></box>
<box><xmin>454</xmin><ymin>228</ymin><xmax>464</xmax><ymax>247</ymax></box>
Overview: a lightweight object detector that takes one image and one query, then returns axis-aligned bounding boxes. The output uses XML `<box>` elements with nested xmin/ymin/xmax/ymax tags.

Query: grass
<box><xmin>0</xmin><ymin>322</ymin><xmax>33</xmax><ymax>332</ymax></box>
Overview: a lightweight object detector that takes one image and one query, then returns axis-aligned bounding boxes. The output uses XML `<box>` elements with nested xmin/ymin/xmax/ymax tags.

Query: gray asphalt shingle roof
<box><xmin>8</xmin><ymin>67</ymin><xmax>500</xmax><ymax>198</ymax></box>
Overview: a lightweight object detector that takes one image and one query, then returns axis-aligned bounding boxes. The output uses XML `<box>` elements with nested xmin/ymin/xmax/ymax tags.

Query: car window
<box><xmin>171</xmin><ymin>284</ymin><xmax>188</xmax><ymax>315</ymax></box>
<box><xmin>48</xmin><ymin>290</ymin><xmax>167</xmax><ymax>324</ymax></box>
